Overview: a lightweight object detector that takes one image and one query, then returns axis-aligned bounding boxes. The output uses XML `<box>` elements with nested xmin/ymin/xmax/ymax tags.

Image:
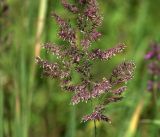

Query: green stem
<box><xmin>0</xmin><ymin>82</ymin><xmax>3</xmax><ymax>137</ymax></box>
<box><xmin>65</xmin><ymin>106</ymin><xmax>76</xmax><ymax>137</ymax></box>
<box><xmin>91</xmin><ymin>100</ymin><xmax>97</xmax><ymax>137</ymax></box>
<box><xmin>94</xmin><ymin>120</ymin><xmax>97</xmax><ymax>137</ymax></box>
<box><xmin>152</xmin><ymin>75</ymin><xmax>158</xmax><ymax>117</ymax></box>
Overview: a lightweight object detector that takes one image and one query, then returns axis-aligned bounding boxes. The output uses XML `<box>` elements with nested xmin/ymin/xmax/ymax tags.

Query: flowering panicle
<box><xmin>36</xmin><ymin>0</ymin><xmax>135</xmax><ymax>123</ymax></box>
<box><xmin>145</xmin><ymin>42</ymin><xmax>160</xmax><ymax>92</ymax></box>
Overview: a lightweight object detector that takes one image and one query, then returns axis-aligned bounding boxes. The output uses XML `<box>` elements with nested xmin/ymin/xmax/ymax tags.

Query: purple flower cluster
<box><xmin>36</xmin><ymin>0</ymin><xmax>135</xmax><ymax>123</ymax></box>
<box><xmin>145</xmin><ymin>42</ymin><xmax>160</xmax><ymax>92</ymax></box>
<box><xmin>145</xmin><ymin>43</ymin><xmax>160</xmax><ymax>60</ymax></box>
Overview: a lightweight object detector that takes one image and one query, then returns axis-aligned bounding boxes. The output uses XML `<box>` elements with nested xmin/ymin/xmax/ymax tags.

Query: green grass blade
<box><xmin>65</xmin><ymin>106</ymin><xmax>76</xmax><ymax>137</ymax></box>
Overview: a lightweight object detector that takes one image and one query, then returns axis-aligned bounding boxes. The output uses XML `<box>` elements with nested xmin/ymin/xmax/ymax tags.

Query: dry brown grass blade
<box><xmin>35</xmin><ymin>0</ymin><xmax>48</xmax><ymax>57</ymax></box>
<box><xmin>124</xmin><ymin>99</ymin><xmax>144</xmax><ymax>137</ymax></box>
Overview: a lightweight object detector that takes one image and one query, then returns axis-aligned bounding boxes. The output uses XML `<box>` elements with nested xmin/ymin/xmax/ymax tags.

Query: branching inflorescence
<box><xmin>36</xmin><ymin>0</ymin><xmax>135</xmax><ymax>123</ymax></box>
<box><xmin>145</xmin><ymin>42</ymin><xmax>160</xmax><ymax>92</ymax></box>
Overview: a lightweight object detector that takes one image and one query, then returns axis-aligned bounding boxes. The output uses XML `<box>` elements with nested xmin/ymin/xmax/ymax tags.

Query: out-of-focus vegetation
<box><xmin>0</xmin><ymin>0</ymin><xmax>160</xmax><ymax>137</ymax></box>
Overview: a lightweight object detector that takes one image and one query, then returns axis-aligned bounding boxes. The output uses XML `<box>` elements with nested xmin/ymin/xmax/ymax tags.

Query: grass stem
<box><xmin>0</xmin><ymin>82</ymin><xmax>3</xmax><ymax>137</ymax></box>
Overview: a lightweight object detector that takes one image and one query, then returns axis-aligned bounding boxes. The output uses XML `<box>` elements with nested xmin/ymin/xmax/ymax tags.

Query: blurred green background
<box><xmin>0</xmin><ymin>0</ymin><xmax>160</xmax><ymax>137</ymax></box>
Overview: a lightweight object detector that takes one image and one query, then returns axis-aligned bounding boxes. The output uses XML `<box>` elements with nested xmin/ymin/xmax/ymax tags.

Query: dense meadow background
<box><xmin>0</xmin><ymin>0</ymin><xmax>160</xmax><ymax>137</ymax></box>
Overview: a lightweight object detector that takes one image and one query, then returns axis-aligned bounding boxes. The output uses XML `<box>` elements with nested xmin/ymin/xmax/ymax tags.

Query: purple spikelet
<box><xmin>36</xmin><ymin>0</ymin><xmax>135</xmax><ymax>123</ymax></box>
<box><xmin>91</xmin><ymin>78</ymin><xmax>112</xmax><ymax>98</ymax></box>
<box><xmin>112</xmin><ymin>86</ymin><xmax>127</xmax><ymax>95</ymax></box>
<box><xmin>52</xmin><ymin>13</ymin><xmax>76</xmax><ymax>44</ymax></box>
<box><xmin>145</xmin><ymin>42</ymin><xmax>160</xmax><ymax>92</ymax></box>
<box><xmin>62</xmin><ymin>0</ymin><xmax>79</xmax><ymax>13</ymax></box>
<box><xmin>145</xmin><ymin>42</ymin><xmax>160</xmax><ymax>60</ymax></box>
<box><xmin>89</xmin><ymin>43</ymin><xmax>126</xmax><ymax>60</ymax></box>
<box><xmin>82</xmin><ymin>110</ymin><xmax>111</xmax><ymax>123</ymax></box>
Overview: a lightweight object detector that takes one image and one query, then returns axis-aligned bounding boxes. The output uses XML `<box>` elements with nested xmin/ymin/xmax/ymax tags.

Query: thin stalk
<box><xmin>65</xmin><ymin>106</ymin><xmax>76</xmax><ymax>137</ymax></box>
<box><xmin>152</xmin><ymin>75</ymin><xmax>158</xmax><ymax>115</ymax></box>
<box><xmin>14</xmin><ymin>85</ymin><xmax>21</xmax><ymax>137</ymax></box>
<box><xmin>152</xmin><ymin>87</ymin><xmax>157</xmax><ymax>107</ymax></box>
<box><xmin>20</xmin><ymin>45</ymin><xmax>28</xmax><ymax>137</ymax></box>
<box><xmin>94</xmin><ymin>120</ymin><xmax>97</xmax><ymax>137</ymax></box>
<box><xmin>71</xmin><ymin>106</ymin><xmax>76</xmax><ymax>137</ymax></box>
<box><xmin>141</xmin><ymin>119</ymin><xmax>160</xmax><ymax>125</ymax></box>
<box><xmin>91</xmin><ymin>100</ymin><xmax>97</xmax><ymax>137</ymax></box>
<box><xmin>0</xmin><ymin>82</ymin><xmax>3</xmax><ymax>137</ymax></box>
<box><xmin>151</xmin><ymin>85</ymin><xmax>157</xmax><ymax>117</ymax></box>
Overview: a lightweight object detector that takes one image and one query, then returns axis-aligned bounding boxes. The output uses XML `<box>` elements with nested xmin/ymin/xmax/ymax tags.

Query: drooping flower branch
<box><xmin>36</xmin><ymin>0</ymin><xmax>135</xmax><ymax>123</ymax></box>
